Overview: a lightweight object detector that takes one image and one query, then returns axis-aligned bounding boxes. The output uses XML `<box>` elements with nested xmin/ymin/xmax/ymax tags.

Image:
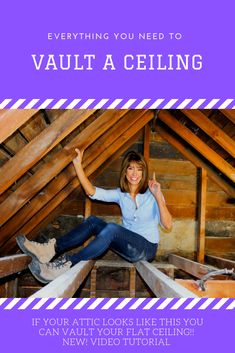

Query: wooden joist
<box><xmin>206</xmin><ymin>237</ymin><xmax>235</xmax><ymax>253</ymax></box>
<box><xmin>0</xmin><ymin>110</ymin><xmax>38</xmax><ymax>143</ymax></box>
<box><xmin>182</xmin><ymin>110</ymin><xmax>235</xmax><ymax>158</ymax></box>
<box><xmin>168</xmin><ymin>254</ymin><xmax>215</xmax><ymax>279</ymax></box>
<box><xmin>135</xmin><ymin>261</ymin><xmax>198</xmax><ymax>297</ymax></box>
<box><xmin>0</xmin><ymin>110</ymin><xmax>95</xmax><ymax>194</ymax></box>
<box><xmin>220</xmin><ymin>110</ymin><xmax>235</xmax><ymax>125</ymax></box>
<box><xmin>0</xmin><ymin>254</ymin><xmax>31</xmax><ymax>279</ymax></box>
<box><xmin>157</xmin><ymin>124</ymin><xmax>235</xmax><ymax>197</ymax></box>
<box><xmin>30</xmin><ymin>260</ymin><xmax>95</xmax><ymax>298</ymax></box>
<box><xmin>158</xmin><ymin>110</ymin><xmax>235</xmax><ymax>183</ymax></box>
<box><xmin>205</xmin><ymin>255</ymin><xmax>235</xmax><ymax>270</ymax></box>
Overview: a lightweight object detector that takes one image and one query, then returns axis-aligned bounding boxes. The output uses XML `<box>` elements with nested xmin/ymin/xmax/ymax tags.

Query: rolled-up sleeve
<box><xmin>89</xmin><ymin>187</ymin><xmax>120</xmax><ymax>203</ymax></box>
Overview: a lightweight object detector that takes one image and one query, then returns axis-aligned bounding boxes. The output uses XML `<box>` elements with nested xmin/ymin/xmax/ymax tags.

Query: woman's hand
<box><xmin>73</xmin><ymin>148</ymin><xmax>84</xmax><ymax>167</ymax></box>
<box><xmin>148</xmin><ymin>172</ymin><xmax>162</xmax><ymax>200</ymax></box>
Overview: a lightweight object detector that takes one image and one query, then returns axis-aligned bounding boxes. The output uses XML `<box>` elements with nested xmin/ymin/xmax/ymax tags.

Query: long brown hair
<box><xmin>119</xmin><ymin>151</ymin><xmax>149</xmax><ymax>194</ymax></box>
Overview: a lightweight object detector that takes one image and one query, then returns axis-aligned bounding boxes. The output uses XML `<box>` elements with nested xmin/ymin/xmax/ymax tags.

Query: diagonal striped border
<box><xmin>0</xmin><ymin>98</ymin><xmax>235</xmax><ymax>110</ymax></box>
<box><xmin>0</xmin><ymin>297</ymin><xmax>234</xmax><ymax>310</ymax></box>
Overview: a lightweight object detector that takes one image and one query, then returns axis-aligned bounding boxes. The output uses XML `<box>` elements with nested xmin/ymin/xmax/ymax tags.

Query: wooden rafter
<box><xmin>0</xmin><ymin>110</ymin><xmax>95</xmax><ymax>194</ymax></box>
<box><xmin>30</xmin><ymin>260</ymin><xmax>95</xmax><ymax>298</ymax></box>
<box><xmin>158</xmin><ymin>110</ymin><xmax>235</xmax><ymax>183</ymax></box>
<box><xmin>220</xmin><ymin>110</ymin><xmax>235</xmax><ymax>125</ymax></box>
<box><xmin>135</xmin><ymin>261</ymin><xmax>198</xmax><ymax>297</ymax></box>
<box><xmin>156</xmin><ymin>124</ymin><xmax>235</xmax><ymax>198</ymax></box>
<box><xmin>0</xmin><ymin>110</ymin><xmax>38</xmax><ymax>143</ymax></box>
<box><xmin>182</xmin><ymin>110</ymin><xmax>235</xmax><ymax>158</ymax></box>
<box><xmin>168</xmin><ymin>254</ymin><xmax>214</xmax><ymax>279</ymax></box>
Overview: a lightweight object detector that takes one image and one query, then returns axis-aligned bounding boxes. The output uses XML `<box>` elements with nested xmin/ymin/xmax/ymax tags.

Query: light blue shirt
<box><xmin>90</xmin><ymin>187</ymin><xmax>161</xmax><ymax>244</ymax></box>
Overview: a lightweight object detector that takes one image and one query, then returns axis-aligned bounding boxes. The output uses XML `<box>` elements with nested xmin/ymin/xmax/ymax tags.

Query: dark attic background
<box><xmin>0</xmin><ymin>109</ymin><xmax>234</xmax><ymax>298</ymax></box>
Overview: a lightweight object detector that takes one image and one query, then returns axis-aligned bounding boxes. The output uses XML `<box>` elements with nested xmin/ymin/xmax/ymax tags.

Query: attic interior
<box><xmin>0</xmin><ymin>109</ymin><xmax>234</xmax><ymax>298</ymax></box>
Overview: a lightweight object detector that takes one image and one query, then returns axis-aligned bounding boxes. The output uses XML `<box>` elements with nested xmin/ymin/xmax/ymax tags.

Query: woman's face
<box><xmin>125</xmin><ymin>161</ymin><xmax>143</xmax><ymax>186</ymax></box>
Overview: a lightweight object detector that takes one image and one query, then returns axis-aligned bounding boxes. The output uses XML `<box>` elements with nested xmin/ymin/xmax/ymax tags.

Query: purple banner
<box><xmin>0</xmin><ymin>298</ymin><xmax>235</xmax><ymax>353</ymax></box>
<box><xmin>0</xmin><ymin>0</ymin><xmax>235</xmax><ymax>108</ymax></box>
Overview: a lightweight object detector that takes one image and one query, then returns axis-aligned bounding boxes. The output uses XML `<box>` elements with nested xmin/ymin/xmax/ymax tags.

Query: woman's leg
<box><xmin>56</xmin><ymin>215</ymin><xmax>107</xmax><ymax>253</ymax></box>
<box><xmin>66</xmin><ymin>222</ymin><xmax>157</xmax><ymax>265</ymax></box>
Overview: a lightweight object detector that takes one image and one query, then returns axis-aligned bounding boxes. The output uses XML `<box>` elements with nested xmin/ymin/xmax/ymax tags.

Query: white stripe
<box><xmin>218</xmin><ymin>99</ymin><xmax>234</xmax><ymax>109</ymax></box>
<box><xmin>135</xmin><ymin>99</ymin><xmax>151</xmax><ymax>109</ymax></box>
<box><xmin>226</xmin><ymin>299</ymin><xmax>235</xmax><ymax>310</ymax></box>
<box><xmin>198</xmin><ymin>298</ymin><xmax>215</xmax><ymax>310</ymax></box>
<box><xmin>37</xmin><ymin>99</ymin><xmax>54</xmax><ymax>109</ymax></box>
<box><xmin>51</xmin><ymin>99</ymin><xmax>68</xmax><ymax>109</ymax></box>
<box><xmin>143</xmin><ymin>298</ymin><xmax>160</xmax><ymax>310</ymax></box>
<box><xmin>115</xmin><ymin>298</ymin><xmax>132</xmax><ymax>310</ymax></box>
<box><xmin>0</xmin><ymin>99</ymin><xmax>12</xmax><ymax>109</ymax></box>
<box><xmin>121</xmin><ymin>99</ymin><xmax>137</xmax><ymax>109</ymax></box>
<box><xmin>65</xmin><ymin>99</ymin><xmax>81</xmax><ymax>109</ymax></box>
<box><xmin>10</xmin><ymin>99</ymin><xmax>26</xmax><ymax>109</ymax></box>
<box><xmin>170</xmin><ymin>298</ymin><xmax>188</xmax><ymax>310</ymax></box>
<box><xmin>149</xmin><ymin>99</ymin><xmax>165</xmax><ymax>109</ymax></box>
<box><xmin>185</xmin><ymin>298</ymin><xmax>201</xmax><ymax>310</ymax></box>
<box><xmin>162</xmin><ymin>99</ymin><xmax>178</xmax><ymax>109</ymax></box>
<box><xmin>18</xmin><ymin>298</ymin><xmax>36</xmax><ymax>310</ymax></box>
<box><xmin>212</xmin><ymin>298</ymin><xmax>229</xmax><ymax>310</ymax></box>
<box><xmin>107</xmin><ymin>99</ymin><xmax>123</xmax><ymax>109</ymax></box>
<box><xmin>176</xmin><ymin>99</ymin><xmax>192</xmax><ymax>109</ymax></box>
<box><xmin>4</xmin><ymin>298</ymin><xmax>21</xmax><ymax>310</ymax></box>
<box><xmin>88</xmin><ymin>298</ymin><xmax>104</xmax><ymax>310</ymax></box>
<box><xmin>32</xmin><ymin>298</ymin><xmax>50</xmax><ymax>310</ymax></box>
<box><xmin>157</xmin><ymin>298</ymin><xmax>174</xmax><ymax>309</ymax></box>
<box><xmin>0</xmin><ymin>298</ymin><xmax>8</xmax><ymax>306</ymax></box>
<box><xmin>93</xmin><ymin>99</ymin><xmax>109</xmax><ymax>109</ymax></box>
<box><xmin>190</xmin><ymin>99</ymin><xmax>206</xmax><ymax>109</ymax></box>
<box><xmin>46</xmin><ymin>298</ymin><xmax>64</xmax><ymax>309</ymax></box>
<box><xmin>101</xmin><ymin>298</ymin><xmax>119</xmax><ymax>310</ymax></box>
<box><xmin>60</xmin><ymin>298</ymin><xmax>77</xmax><ymax>310</ymax></box>
<box><xmin>80</xmin><ymin>99</ymin><xmax>95</xmax><ymax>109</ymax></box>
<box><xmin>129</xmin><ymin>298</ymin><xmax>146</xmax><ymax>309</ymax></box>
<box><xmin>24</xmin><ymin>99</ymin><xmax>40</xmax><ymax>109</ymax></box>
<box><xmin>73</xmin><ymin>298</ymin><xmax>90</xmax><ymax>310</ymax></box>
<box><xmin>204</xmin><ymin>99</ymin><xmax>220</xmax><ymax>109</ymax></box>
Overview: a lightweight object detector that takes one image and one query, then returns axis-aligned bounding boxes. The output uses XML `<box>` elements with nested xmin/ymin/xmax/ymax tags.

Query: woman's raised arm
<box><xmin>72</xmin><ymin>148</ymin><xmax>96</xmax><ymax>196</ymax></box>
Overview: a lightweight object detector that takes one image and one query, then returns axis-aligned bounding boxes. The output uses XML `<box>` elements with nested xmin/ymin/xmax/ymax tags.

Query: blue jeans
<box><xmin>56</xmin><ymin>215</ymin><xmax>158</xmax><ymax>265</ymax></box>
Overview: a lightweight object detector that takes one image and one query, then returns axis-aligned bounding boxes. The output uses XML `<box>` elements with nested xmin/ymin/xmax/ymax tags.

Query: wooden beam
<box><xmin>220</xmin><ymin>110</ymin><xmax>235</xmax><ymax>125</ymax></box>
<box><xmin>30</xmin><ymin>260</ymin><xmax>95</xmax><ymax>298</ymax></box>
<box><xmin>176</xmin><ymin>279</ymin><xmax>235</xmax><ymax>297</ymax></box>
<box><xmin>182</xmin><ymin>110</ymin><xmax>235</xmax><ymax>158</ymax></box>
<box><xmin>205</xmin><ymin>255</ymin><xmax>235</xmax><ymax>270</ymax></box>
<box><xmin>158</xmin><ymin>110</ymin><xmax>235</xmax><ymax>183</ymax></box>
<box><xmin>168</xmin><ymin>254</ymin><xmax>214</xmax><ymax>279</ymax></box>
<box><xmin>197</xmin><ymin>168</ymin><xmax>207</xmax><ymax>263</ymax></box>
<box><xmin>0</xmin><ymin>110</ymin><xmax>95</xmax><ymax>195</ymax></box>
<box><xmin>135</xmin><ymin>261</ymin><xmax>198</xmax><ymax>297</ymax></box>
<box><xmin>143</xmin><ymin>123</ymin><xmax>150</xmax><ymax>163</ymax></box>
<box><xmin>206</xmin><ymin>237</ymin><xmax>235</xmax><ymax>253</ymax></box>
<box><xmin>0</xmin><ymin>110</ymin><xmax>38</xmax><ymax>143</ymax></box>
<box><xmin>0</xmin><ymin>110</ymin><xmax>128</xmax><ymax>227</ymax></box>
<box><xmin>0</xmin><ymin>254</ymin><xmax>31</xmax><ymax>279</ymax></box>
<box><xmin>157</xmin><ymin>124</ymin><xmax>235</xmax><ymax>198</ymax></box>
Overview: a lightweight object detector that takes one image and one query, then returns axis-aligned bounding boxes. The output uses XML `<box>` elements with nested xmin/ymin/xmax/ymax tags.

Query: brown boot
<box><xmin>28</xmin><ymin>257</ymin><xmax>72</xmax><ymax>283</ymax></box>
<box><xmin>16</xmin><ymin>235</ymin><xmax>56</xmax><ymax>263</ymax></box>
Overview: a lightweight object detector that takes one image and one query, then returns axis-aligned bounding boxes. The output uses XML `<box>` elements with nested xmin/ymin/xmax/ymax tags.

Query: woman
<box><xmin>16</xmin><ymin>149</ymin><xmax>172</xmax><ymax>283</ymax></box>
